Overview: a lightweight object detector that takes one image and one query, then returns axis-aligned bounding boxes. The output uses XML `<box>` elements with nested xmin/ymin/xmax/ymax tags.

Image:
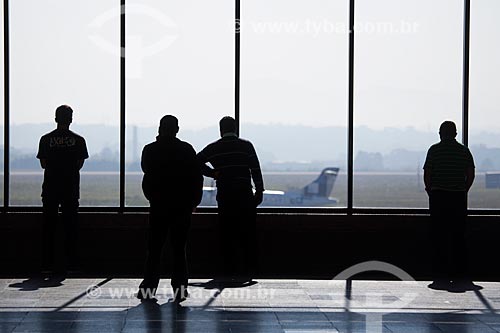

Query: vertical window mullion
<box><xmin>3</xmin><ymin>0</ymin><xmax>9</xmax><ymax>210</ymax></box>
<box><xmin>462</xmin><ymin>0</ymin><xmax>470</xmax><ymax>147</ymax></box>
<box><xmin>347</xmin><ymin>0</ymin><xmax>355</xmax><ymax>214</ymax></box>
<box><xmin>120</xmin><ymin>0</ymin><xmax>126</xmax><ymax>212</ymax></box>
<box><xmin>235</xmin><ymin>0</ymin><xmax>240</xmax><ymax>135</ymax></box>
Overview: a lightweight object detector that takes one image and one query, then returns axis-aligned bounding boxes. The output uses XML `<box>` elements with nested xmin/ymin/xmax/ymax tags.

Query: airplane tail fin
<box><xmin>303</xmin><ymin>167</ymin><xmax>340</xmax><ymax>198</ymax></box>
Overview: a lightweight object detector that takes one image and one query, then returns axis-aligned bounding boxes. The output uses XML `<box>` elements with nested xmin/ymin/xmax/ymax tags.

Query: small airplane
<box><xmin>200</xmin><ymin>167</ymin><xmax>340</xmax><ymax>207</ymax></box>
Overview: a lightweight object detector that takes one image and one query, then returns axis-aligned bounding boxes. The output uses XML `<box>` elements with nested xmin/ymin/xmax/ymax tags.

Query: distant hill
<box><xmin>5</xmin><ymin>123</ymin><xmax>500</xmax><ymax>171</ymax></box>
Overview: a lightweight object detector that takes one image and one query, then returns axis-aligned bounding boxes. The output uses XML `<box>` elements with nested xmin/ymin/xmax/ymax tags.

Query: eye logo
<box><xmin>88</xmin><ymin>4</ymin><xmax>179</xmax><ymax>78</ymax></box>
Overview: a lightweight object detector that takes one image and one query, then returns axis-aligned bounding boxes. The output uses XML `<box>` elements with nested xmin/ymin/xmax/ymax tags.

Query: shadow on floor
<box><xmin>8</xmin><ymin>275</ymin><xmax>66</xmax><ymax>291</ymax></box>
<box><xmin>189</xmin><ymin>278</ymin><xmax>258</xmax><ymax>290</ymax></box>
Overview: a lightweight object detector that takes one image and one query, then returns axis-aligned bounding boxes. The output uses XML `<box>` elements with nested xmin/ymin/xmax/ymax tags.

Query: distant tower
<box><xmin>132</xmin><ymin>125</ymin><xmax>138</xmax><ymax>163</ymax></box>
<box><xmin>417</xmin><ymin>161</ymin><xmax>423</xmax><ymax>191</ymax></box>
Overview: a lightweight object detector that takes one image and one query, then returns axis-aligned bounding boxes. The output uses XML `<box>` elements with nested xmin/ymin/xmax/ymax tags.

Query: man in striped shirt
<box><xmin>423</xmin><ymin>121</ymin><xmax>475</xmax><ymax>290</ymax></box>
<box><xmin>197</xmin><ymin>116</ymin><xmax>264</xmax><ymax>281</ymax></box>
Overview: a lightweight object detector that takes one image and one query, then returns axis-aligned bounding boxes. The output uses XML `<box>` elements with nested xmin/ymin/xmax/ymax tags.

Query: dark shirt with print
<box><xmin>36</xmin><ymin>128</ymin><xmax>89</xmax><ymax>199</ymax></box>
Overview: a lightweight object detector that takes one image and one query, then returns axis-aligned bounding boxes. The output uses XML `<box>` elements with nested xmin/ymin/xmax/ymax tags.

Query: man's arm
<box><xmin>37</xmin><ymin>137</ymin><xmax>47</xmax><ymax>169</ymax></box>
<box><xmin>196</xmin><ymin>149</ymin><xmax>216</xmax><ymax>178</ymax></box>
<box><xmin>248</xmin><ymin>143</ymin><xmax>264</xmax><ymax>206</ymax></box>
<box><xmin>140</xmin><ymin>146</ymin><xmax>151</xmax><ymax>174</ymax></box>
<box><xmin>140</xmin><ymin>146</ymin><xmax>153</xmax><ymax>201</ymax></box>
<box><xmin>422</xmin><ymin>148</ymin><xmax>433</xmax><ymax>194</ymax></box>
<box><xmin>465</xmin><ymin>148</ymin><xmax>475</xmax><ymax>193</ymax></box>
<box><xmin>187</xmin><ymin>146</ymin><xmax>204</xmax><ymax>209</ymax></box>
<box><xmin>465</xmin><ymin>167</ymin><xmax>475</xmax><ymax>192</ymax></box>
<box><xmin>77</xmin><ymin>160</ymin><xmax>84</xmax><ymax>170</ymax></box>
<box><xmin>423</xmin><ymin>168</ymin><xmax>431</xmax><ymax>194</ymax></box>
<box><xmin>78</xmin><ymin>137</ymin><xmax>89</xmax><ymax>171</ymax></box>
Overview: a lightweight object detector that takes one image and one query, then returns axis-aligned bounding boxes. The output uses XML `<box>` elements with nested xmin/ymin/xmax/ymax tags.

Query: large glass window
<box><xmin>10</xmin><ymin>0</ymin><xmax>119</xmax><ymax>206</ymax></box>
<box><xmin>353</xmin><ymin>0</ymin><xmax>464</xmax><ymax>208</ymax></box>
<box><xmin>125</xmin><ymin>0</ymin><xmax>234</xmax><ymax>206</ymax></box>
<box><xmin>469</xmin><ymin>0</ymin><xmax>500</xmax><ymax>209</ymax></box>
<box><xmin>240</xmin><ymin>0</ymin><xmax>349</xmax><ymax>207</ymax></box>
<box><xmin>3</xmin><ymin>0</ymin><xmax>499</xmax><ymax>213</ymax></box>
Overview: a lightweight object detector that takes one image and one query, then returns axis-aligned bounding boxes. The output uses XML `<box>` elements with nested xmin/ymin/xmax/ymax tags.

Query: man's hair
<box><xmin>219</xmin><ymin>116</ymin><xmax>236</xmax><ymax>134</ymax></box>
<box><xmin>55</xmin><ymin>105</ymin><xmax>73</xmax><ymax>124</ymax></box>
<box><xmin>439</xmin><ymin>121</ymin><xmax>457</xmax><ymax>139</ymax></box>
<box><xmin>159</xmin><ymin>115</ymin><xmax>179</xmax><ymax>137</ymax></box>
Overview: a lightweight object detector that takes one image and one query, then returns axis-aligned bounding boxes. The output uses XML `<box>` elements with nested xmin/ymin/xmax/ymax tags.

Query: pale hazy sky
<box><xmin>2</xmin><ymin>0</ymin><xmax>500</xmax><ymax>132</ymax></box>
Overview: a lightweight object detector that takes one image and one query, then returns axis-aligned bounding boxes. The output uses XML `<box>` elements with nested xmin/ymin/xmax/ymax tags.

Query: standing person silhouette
<box><xmin>36</xmin><ymin>105</ymin><xmax>89</xmax><ymax>274</ymax></box>
<box><xmin>424</xmin><ymin>121</ymin><xmax>476</xmax><ymax>291</ymax></box>
<box><xmin>137</xmin><ymin>115</ymin><xmax>203</xmax><ymax>302</ymax></box>
<box><xmin>197</xmin><ymin>116</ymin><xmax>264</xmax><ymax>282</ymax></box>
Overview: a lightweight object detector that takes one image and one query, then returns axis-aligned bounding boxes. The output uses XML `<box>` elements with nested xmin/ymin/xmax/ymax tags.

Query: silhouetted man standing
<box><xmin>138</xmin><ymin>115</ymin><xmax>203</xmax><ymax>302</ymax></box>
<box><xmin>197</xmin><ymin>116</ymin><xmax>264</xmax><ymax>281</ymax></box>
<box><xmin>37</xmin><ymin>105</ymin><xmax>88</xmax><ymax>274</ymax></box>
<box><xmin>424</xmin><ymin>121</ymin><xmax>475</xmax><ymax>290</ymax></box>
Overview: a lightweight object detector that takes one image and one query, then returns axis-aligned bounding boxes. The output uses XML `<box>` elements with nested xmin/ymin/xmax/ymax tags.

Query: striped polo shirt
<box><xmin>423</xmin><ymin>139</ymin><xmax>475</xmax><ymax>191</ymax></box>
<box><xmin>197</xmin><ymin>134</ymin><xmax>265</xmax><ymax>192</ymax></box>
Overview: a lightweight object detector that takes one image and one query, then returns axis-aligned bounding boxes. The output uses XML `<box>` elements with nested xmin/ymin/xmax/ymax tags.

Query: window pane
<box><xmin>354</xmin><ymin>0</ymin><xmax>463</xmax><ymax>208</ymax></box>
<box><xmin>240</xmin><ymin>0</ymin><xmax>349</xmax><ymax>208</ymax></box>
<box><xmin>10</xmin><ymin>0</ymin><xmax>119</xmax><ymax>206</ymax></box>
<box><xmin>125</xmin><ymin>0</ymin><xmax>234</xmax><ymax>206</ymax></box>
<box><xmin>469</xmin><ymin>0</ymin><xmax>500</xmax><ymax>209</ymax></box>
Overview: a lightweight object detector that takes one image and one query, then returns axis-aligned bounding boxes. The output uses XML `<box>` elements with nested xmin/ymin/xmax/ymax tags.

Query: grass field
<box><xmin>2</xmin><ymin>171</ymin><xmax>499</xmax><ymax>209</ymax></box>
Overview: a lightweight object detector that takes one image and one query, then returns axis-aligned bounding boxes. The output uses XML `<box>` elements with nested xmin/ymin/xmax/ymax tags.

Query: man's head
<box><xmin>159</xmin><ymin>115</ymin><xmax>179</xmax><ymax>137</ymax></box>
<box><xmin>439</xmin><ymin>121</ymin><xmax>457</xmax><ymax>140</ymax></box>
<box><xmin>219</xmin><ymin>116</ymin><xmax>237</xmax><ymax>137</ymax></box>
<box><xmin>55</xmin><ymin>105</ymin><xmax>73</xmax><ymax>126</ymax></box>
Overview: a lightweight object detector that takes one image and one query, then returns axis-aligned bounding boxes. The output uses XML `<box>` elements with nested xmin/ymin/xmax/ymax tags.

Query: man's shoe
<box><xmin>136</xmin><ymin>287</ymin><xmax>157</xmax><ymax>300</ymax></box>
<box><xmin>450</xmin><ymin>280</ymin><xmax>483</xmax><ymax>292</ymax></box>
<box><xmin>173</xmin><ymin>287</ymin><xmax>189</xmax><ymax>303</ymax></box>
<box><xmin>428</xmin><ymin>280</ymin><xmax>451</xmax><ymax>291</ymax></box>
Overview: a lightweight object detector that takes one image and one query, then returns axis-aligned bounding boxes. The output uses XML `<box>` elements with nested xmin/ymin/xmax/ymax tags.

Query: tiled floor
<box><xmin>1</xmin><ymin>277</ymin><xmax>500</xmax><ymax>332</ymax></box>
